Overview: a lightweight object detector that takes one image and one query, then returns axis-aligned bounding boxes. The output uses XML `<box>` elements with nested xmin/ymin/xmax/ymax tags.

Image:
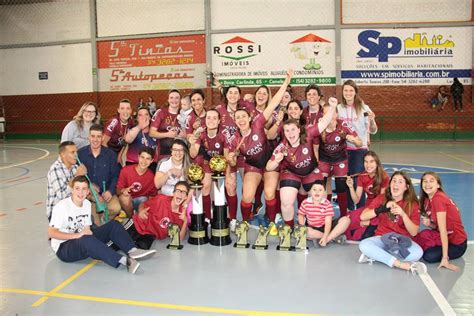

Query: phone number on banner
<box><xmin>219</xmin><ymin>77</ymin><xmax>336</xmax><ymax>86</ymax></box>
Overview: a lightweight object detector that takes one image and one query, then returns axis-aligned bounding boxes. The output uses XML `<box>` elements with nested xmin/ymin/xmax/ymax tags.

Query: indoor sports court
<box><xmin>0</xmin><ymin>141</ymin><xmax>472</xmax><ymax>315</ymax></box>
<box><xmin>1</xmin><ymin>0</ymin><xmax>473</xmax><ymax>315</ymax></box>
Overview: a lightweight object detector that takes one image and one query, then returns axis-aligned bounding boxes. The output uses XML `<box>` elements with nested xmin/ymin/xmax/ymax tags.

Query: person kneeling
<box><xmin>298</xmin><ymin>181</ymin><xmax>350</xmax><ymax>247</ymax></box>
<box><xmin>48</xmin><ymin>176</ymin><xmax>156</xmax><ymax>274</ymax></box>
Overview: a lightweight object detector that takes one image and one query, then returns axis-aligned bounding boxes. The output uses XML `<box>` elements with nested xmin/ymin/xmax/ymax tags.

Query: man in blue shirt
<box><xmin>78</xmin><ymin>124</ymin><xmax>122</xmax><ymax>225</ymax></box>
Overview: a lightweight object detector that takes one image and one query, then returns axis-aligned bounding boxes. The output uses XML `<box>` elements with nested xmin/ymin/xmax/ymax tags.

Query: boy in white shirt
<box><xmin>48</xmin><ymin>176</ymin><xmax>156</xmax><ymax>274</ymax></box>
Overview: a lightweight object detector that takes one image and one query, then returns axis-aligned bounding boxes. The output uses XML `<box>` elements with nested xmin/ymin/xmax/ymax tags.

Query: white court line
<box><xmin>0</xmin><ymin>146</ymin><xmax>50</xmax><ymax>170</ymax></box>
<box><xmin>384</xmin><ymin>162</ymin><xmax>471</xmax><ymax>173</ymax></box>
<box><xmin>419</xmin><ymin>273</ymin><xmax>456</xmax><ymax>316</ymax></box>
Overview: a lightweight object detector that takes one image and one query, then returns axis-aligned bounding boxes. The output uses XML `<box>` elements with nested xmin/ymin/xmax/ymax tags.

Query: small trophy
<box><xmin>166</xmin><ymin>223</ymin><xmax>183</xmax><ymax>250</ymax></box>
<box><xmin>292</xmin><ymin>224</ymin><xmax>308</xmax><ymax>251</ymax></box>
<box><xmin>276</xmin><ymin>224</ymin><xmax>295</xmax><ymax>251</ymax></box>
<box><xmin>187</xmin><ymin>164</ymin><xmax>209</xmax><ymax>245</ymax></box>
<box><xmin>209</xmin><ymin>155</ymin><xmax>232</xmax><ymax>246</ymax></box>
<box><xmin>233</xmin><ymin>220</ymin><xmax>250</xmax><ymax>248</ymax></box>
<box><xmin>252</xmin><ymin>222</ymin><xmax>275</xmax><ymax>250</ymax></box>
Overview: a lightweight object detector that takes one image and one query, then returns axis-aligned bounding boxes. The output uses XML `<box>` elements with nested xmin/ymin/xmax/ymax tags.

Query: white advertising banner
<box><xmin>341</xmin><ymin>27</ymin><xmax>472</xmax><ymax>85</ymax></box>
<box><xmin>211</xmin><ymin>30</ymin><xmax>336</xmax><ymax>86</ymax></box>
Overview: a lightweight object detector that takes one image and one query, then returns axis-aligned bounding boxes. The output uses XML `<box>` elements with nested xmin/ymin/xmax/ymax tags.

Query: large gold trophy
<box><xmin>187</xmin><ymin>164</ymin><xmax>209</xmax><ymax>245</ymax></box>
<box><xmin>209</xmin><ymin>155</ymin><xmax>232</xmax><ymax>246</ymax></box>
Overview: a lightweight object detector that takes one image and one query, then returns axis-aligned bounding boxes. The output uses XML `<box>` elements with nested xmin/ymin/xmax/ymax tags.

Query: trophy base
<box><xmin>166</xmin><ymin>244</ymin><xmax>183</xmax><ymax>250</ymax></box>
<box><xmin>252</xmin><ymin>244</ymin><xmax>268</xmax><ymax>250</ymax></box>
<box><xmin>276</xmin><ymin>245</ymin><xmax>295</xmax><ymax>251</ymax></box>
<box><xmin>234</xmin><ymin>242</ymin><xmax>250</xmax><ymax>248</ymax></box>
<box><xmin>295</xmin><ymin>247</ymin><xmax>309</xmax><ymax>251</ymax></box>
<box><xmin>188</xmin><ymin>213</ymin><xmax>209</xmax><ymax>245</ymax></box>
<box><xmin>210</xmin><ymin>204</ymin><xmax>232</xmax><ymax>246</ymax></box>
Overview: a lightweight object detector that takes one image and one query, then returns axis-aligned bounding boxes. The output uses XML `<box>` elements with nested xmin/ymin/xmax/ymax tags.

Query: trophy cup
<box><xmin>276</xmin><ymin>224</ymin><xmax>295</xmax><ymax>251</ymax></box>
<box><xmin>209</xmin><ymin>155</ymin><xmax>232</xmax><ymax>246</ymax></box>
<box><xmin>166</xmin><ymin>223</ymin><xmax>183</xmax><ymax>250</ymax></box>
<box><xmin>187</xmin><ymin>164</ymin><xmax>209</xmax><ymax>245</ymax></box>
<box><xmin>233</xmin><ymin>220</ymin><xmax>250</xmax><ymax>248</ymax></box>
<box><xmin>292</xmin><ymin>224</ymin><xmax>308</xmax><ymax>251</ymax></box>
<box><xmin>252</xmin><ymin>222</ymin><xmax>275</xmax><ymax>250</ymax></box>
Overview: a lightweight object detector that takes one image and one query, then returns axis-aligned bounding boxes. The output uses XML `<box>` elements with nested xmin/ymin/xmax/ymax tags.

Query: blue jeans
<box><xmin>359</xmin><ymin>236</ymin><xmax>423</xmax><ymax>267</ymax></box>
<box><xmin>348</xmin><ymin>149</ymin><xmax>367</xmax><ymax>210</ymax></box>
<box><xmin>56</xmin><ymin>221</ymin><xmax>135</xmax><ymax>268</ymax></box>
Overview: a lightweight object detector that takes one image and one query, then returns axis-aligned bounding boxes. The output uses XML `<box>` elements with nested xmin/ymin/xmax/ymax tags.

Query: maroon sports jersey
<box><xmin>272</xmin><ymin>125</ymin><xmax>321</xmax><ymax>176</ymax></box>
<box><xmin>150</xmin><ymin>107</ymin><xmax>180</xmax><ymax>156</ymax></box>
<box><xmin>302</xmin><ymin>106</ymin><xmax>323</xmax><ymax>125</ymax></box>
<box><xmin>103</xmin><ymin>116</ymin><xmax>134</xmax><ymax>153</ymax></box>
<box><xmin>185</xmin><ymin>111</ymin><xmax>206</xmax><ymax>135</ymax></box>
<box><xmin>319</xmin><ymin>120</ymin><xmax>357</xmax><ymax>162</ymax></box>
<box><xmin>196</xmin><ymin>130</ymin><xmax>228</xmax><ymax>161</ymax></box>
<box><xmin>228</xmin><ymin>114</ymin><xmax>271</xmax><ymax>168</ymax></box>
<box><xmin>215</xmin><ymin>100</ymin><xmax>255</xmax><ymax>144</ymax></box>
<box><xmin>358</xmin><ymin>172</ymin><xmax>390</xmax><ymax>205</ymax></box>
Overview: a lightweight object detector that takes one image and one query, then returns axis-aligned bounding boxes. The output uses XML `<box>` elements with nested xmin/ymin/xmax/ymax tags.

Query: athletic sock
<box><xmin>265</xmin><ymin>198</ymin><xmax>277</xmax><ymax>222</ymax></box>
<box><xmin>240</xmin><ymin>201</ymin><xmax>253</xmax><ymax>222</ymax></box>
<box><xmin>284</xmin><ymin>219</ymin><xmax>294</xmax><ymax>229</ymax></box>
<box><xmin>226</xmin><ymin>193</ymin><xmax>238</xmax><ymax>220</ymax></box>
<box><xmin>119</xmin><ymin>256</ymin><xmax>127</xmax><ymax>266</ymax></box>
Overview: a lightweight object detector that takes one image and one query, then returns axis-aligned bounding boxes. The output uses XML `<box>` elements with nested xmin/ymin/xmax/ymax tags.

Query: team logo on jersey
<box><xmin>215</xmin><ymin>143</ymin><xmax>221</xmax><ymax>149</ymax></box>
<box><xmin>132</xmin><ymin>182</ymin><xmax>142</xmax><ymax>192</ymax></box>
<box><xmin>302</xmin><ymin>148</ymin><xmax>309</xmax><ymax>155</ymax></box>
<box><xmin>159</xmin><ymin>217</ymin><xmax>171</xmax><ymax>229</ymax></box>
<box><xmin>335</xmin><ymin>136</ymin><xmax>341</xmax><ymax>142</ymax></box>
<box><xmin>339</xmin><ymin>163</ymin><xmax>345</xmax><ymax>169</ymax></box>
<box><xmin>252</xmin><ymin>135</ymin><xmax>258</xmax><ymax>141</ymax></box>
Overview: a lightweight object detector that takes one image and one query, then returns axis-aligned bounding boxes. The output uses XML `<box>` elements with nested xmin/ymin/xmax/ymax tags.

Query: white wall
<box><xmin>0</xmin><ymin>2</ymin><xmax>90</xmax><ymax>45</ymax></box>
<box><xmin>96</xmin><ymin>0</ymin><xmax>205</xmax><ymax>37</ymax></box>
<box><xmin>342</xmin><ymin>0</ymin><xmax>472</xmax><ymax>24</ymax></box>
<box><xmin>0</xmin><ymin>43</ymin><xmax>93</xmax><ymax>95</ymax></box>
<box><xmin>211</xmin><ymin>0</ymin><xmax>335</xmax><ymax>29</ymax></box>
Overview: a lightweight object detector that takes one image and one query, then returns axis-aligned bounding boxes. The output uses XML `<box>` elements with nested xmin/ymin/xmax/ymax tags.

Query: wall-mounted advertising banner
<box><xmin>341</xmin><ymin>27</ymin><xmax>472</xmax><ymax>85</ymax></box>
<box><xmin>97</xmin><ymin>35</ymin><xmax>206</xmax><ymax>91</ymax></box>
<box><xmin>211</xmin><ymin>31</ymin><xmax>336</xmax><ymax>86</ymax></box>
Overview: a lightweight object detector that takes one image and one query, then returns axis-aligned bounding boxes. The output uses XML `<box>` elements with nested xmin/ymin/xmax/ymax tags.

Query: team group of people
<box><xmin>48</xmin><ymin>69</ymin><xmax>467</xmax><ymax>274</ymax></box>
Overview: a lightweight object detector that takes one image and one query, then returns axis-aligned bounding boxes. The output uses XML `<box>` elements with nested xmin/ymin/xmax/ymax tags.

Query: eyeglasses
<box><xmin>171</xmin><ymin>148</ymin><xmax>184</xmax><ymax>152</ymax></box>
<box><xmin>174</xmin><ymin>189</ymin><xmax>188</xmax><ymax>195</ymax></box>
<box><xmin>84</xmin><ymin>110</ymin><xmax>96</xmax><ymax>114</ymax></box>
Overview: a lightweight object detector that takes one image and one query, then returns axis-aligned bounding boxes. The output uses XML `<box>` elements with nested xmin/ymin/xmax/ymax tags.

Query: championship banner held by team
<box><xmin>97</xmin><ymin>35</ymin><xmax>207</xmax><ymax>91</ymax></box>
<box><xmin>341</xmin><ymin>27</ymin><xmax>472</xmax><ymax>85</ymax></box>
<box><xmin>211</xmin><ymin>30</ymin><xmax>336</xmax><ymax>86</ymax></box>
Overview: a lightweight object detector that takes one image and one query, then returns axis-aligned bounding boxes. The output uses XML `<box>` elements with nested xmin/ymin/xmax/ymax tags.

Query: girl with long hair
<box><xmin>61</xmin><ymin>102</ymin><xmax>101</xmax><ymax>149</ymax></box>
<box><xmin>415</xmin><ymin>172</ymin><xmax>467</xmax><ymax>271</ymax></box>
<box><xmin>358</xmin><ymin>172</ymin><xmax>426</xmax><ymax>274</ymax></box>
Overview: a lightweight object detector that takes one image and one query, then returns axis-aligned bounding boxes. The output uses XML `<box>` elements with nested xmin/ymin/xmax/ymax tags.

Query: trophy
<box><xmin>166</xmin><ymin>223</ymin><xmax>183</xmax><ymax>250</ymax></box>
<box><xmin>276</xmin><ymin>224</ymin><xmax>295</xmax><ymax>251</ymax></box>
<box><xmin>292</xmin><ymin>224</ymin><xmax>308</xmax><ymax>251</ymax></box>
<box><xmin>252</xmin><ymin>222</ymin><xmax>275</xmax><ymax>250</ymax></box>
<box><xmin>233</xmin><ymin>220</ymin><xmax>250</xmax><ymax>248</ymax></box>
<box><xmin>187</xmin><ymin>164</ymin><xmax>209</xmax><ymax>245</ymax></box>
<box><xmin>209</xmin><ymin>155</ymin><xmax>232</xmax><ymax>246</ymax></box>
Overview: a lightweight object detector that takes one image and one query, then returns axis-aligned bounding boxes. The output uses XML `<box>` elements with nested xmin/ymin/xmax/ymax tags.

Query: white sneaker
<box><xmin>129</xmin><ymin>249</ymin><xmax>156</xmax><ymax>260</ymax></box>
<box><xmin>274</xmin><ymin>213</ymin><xmax>283</xmax><ymax>226</ymax></box>
<box><xmin>229</xmin><ymin>219</ymin><xmax>237</xmax><ymax>233</ymax></box>
<box><xmin>409</xmin><ymin>262</ymin><xmax>427</xmax><ymax>275</ymax></box>
<box><xmin>127</xmin><ymin>257</ymin><xmax>140</xmax><ymax>274</ymax></box>
<box><xmin>358</xmin><ymin>253</ymin><xmax>374</xmax><ymax>265</ymax></box>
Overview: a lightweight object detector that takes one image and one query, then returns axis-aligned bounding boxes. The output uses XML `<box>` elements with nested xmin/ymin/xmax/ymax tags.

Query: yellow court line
<box><xmin>1</xmin><ymin>287</ymin><xmax>318</xmax><ymax>316</ymax></box>
<box><xmin>438</xmin><ymin>151</ymin><xmax>474</xmax><ymax>167</ymax></box>
<box><xmin>31</xmin><ymin>260</ymin><xmax>98</xmax><ymax>307</ymax></box>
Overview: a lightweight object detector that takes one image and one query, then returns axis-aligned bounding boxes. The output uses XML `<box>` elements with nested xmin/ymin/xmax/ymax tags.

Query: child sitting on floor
<box><xmin>297</xmin><ymin>181</ymin><xmax>350</xmax><ymax>247</ymax></box>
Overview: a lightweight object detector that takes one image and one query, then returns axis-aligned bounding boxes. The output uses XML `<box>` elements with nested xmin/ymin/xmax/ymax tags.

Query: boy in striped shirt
<box><xmin>297</xmin><ymin>181</ymin><xmax>350</xmax><ymax>247</ymax></box>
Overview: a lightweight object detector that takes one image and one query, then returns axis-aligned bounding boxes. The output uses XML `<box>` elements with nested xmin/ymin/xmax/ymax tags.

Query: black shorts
<box><xmin>310</xmin><ymin>219</ymin><xmax>337</xmax><ymax>233</ymax></box>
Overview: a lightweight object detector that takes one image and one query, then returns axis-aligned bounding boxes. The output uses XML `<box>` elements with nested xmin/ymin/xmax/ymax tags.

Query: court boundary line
<box><xmin>438</xmin><ymin>152</ymin><xmax>474</xmax><ymax>167</ymax></box>
<box><xmin>419</xmin><ymin>274</ymin><xmax>456</xmax><ymax>316</ymax></box>
<box><xmin>384</xmin><ymin>162</ymin><xmax>472</xmax><ymax>173</ymax></box>
<box><xmin>2</xmin><ymin>287</ymin><xmax>318</xmax><ymax>316</ymax></box>
<box><xmin>0</xmin><ymin>146</ymin><xmax>50</xmax><ymax>170</ymax></box>
<box><xmin>31</xmin><ymin>260</ymin><xmax>98</xmax><ymax>307</ymax></box>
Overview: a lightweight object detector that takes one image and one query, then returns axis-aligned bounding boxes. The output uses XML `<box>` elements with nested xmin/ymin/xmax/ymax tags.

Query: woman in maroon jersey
<box><xmin>415</xmin><ymin>172</ymin><xmax>467</xmax><ymax>271</ymax></box>
<box><xmin>302</xmin><ymin>84</ymin><xmax>324</xmax><ymax>125</ymax></box>
<box><xmin>226</xmin><ymin>70</ymin><xmax>293</xmax><ymax>222</ymax></box>
<box><xmin>188</xmin><ymin>109</ymin><xmax>230</xmax><ymax>219</ymax></box>
<box><xmin>344</xmin><ymin>151</ymin><xmax>389</xmax><ymax>241</ymax></box>
<box><xmin>149</xmin><ymin>89</ymin><xmax>184</xmax><ymax>161</ymax></box>
<box><xmin>186</xmin><ymin>89</ymin><xmax>207</xmax><ymax>136</ymax></box>
<box><xmin>318</xmin><ymin>104</ymin><xmax>362</xmax><ymax>217</ymax></box>
<box><xmin>266</xmin><ymin>97</ymin><xmax>337</xmax><ymax>228</ymax></box>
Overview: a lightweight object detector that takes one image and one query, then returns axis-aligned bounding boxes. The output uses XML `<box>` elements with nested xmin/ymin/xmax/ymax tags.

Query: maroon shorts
<box><xmin>279</xmin><ymin>168</ymin><xmax>323</xmax><ymax>191</ymax></box>
<box><xmin>318</xmin><ymin>159</ymin><xmax>348</xmax><ymax>177</ymax></box>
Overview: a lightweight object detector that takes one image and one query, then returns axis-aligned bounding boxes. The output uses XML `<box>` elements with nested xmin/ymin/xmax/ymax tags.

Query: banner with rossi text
<box><xmin>97</xmin><ymin>35</ymin><xmax>206</xmax><ymax>91</ymax></box>
<box><xmin>341</xmin><ymin>27</ymin><xmax>472</xmax><ymax>85</ymax></box>
<box><xmin>211</xmin><ymin>30</ymin><xmax>336</xmax><ymax>86</ymax></box>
